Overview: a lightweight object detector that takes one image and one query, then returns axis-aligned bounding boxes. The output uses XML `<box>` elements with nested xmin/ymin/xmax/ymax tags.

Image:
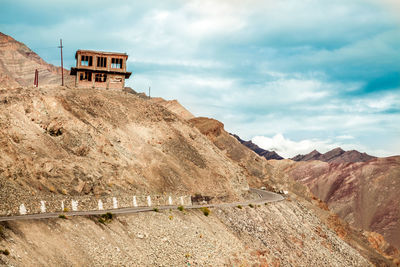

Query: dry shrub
<box><xmin>75</xmin><ymin>145</ymin><xmax>90</xmax><ymax>157</ymax></box>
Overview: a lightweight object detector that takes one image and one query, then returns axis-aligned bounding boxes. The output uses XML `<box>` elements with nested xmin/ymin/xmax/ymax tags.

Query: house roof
<box><xmin>75</xmin><ymin>50</ymin><xmax>128</xmax><ymax>59</ymax></box>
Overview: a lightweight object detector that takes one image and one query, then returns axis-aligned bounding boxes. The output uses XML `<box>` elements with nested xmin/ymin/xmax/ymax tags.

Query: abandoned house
<box><xmin>70</xmin><ymin>50</ymin><xmax>132</xmax><ymax>90</ymax></box>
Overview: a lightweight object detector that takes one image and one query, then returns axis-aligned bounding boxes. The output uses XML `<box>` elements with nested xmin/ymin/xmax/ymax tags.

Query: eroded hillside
<box><xmin>189</xmin><ymin>116</ymin><xmax>400</xmax><ymax>265</ymax></box>
<box><xmin>268</xmin><ymin>158</ymin><xmax>400</xmax><ymax>249</ymax></box>
<box><xmin>0</xmin><ymin>86</ymin><xmax>249</xmax><ymax>215</ymax></box>
<box><xmin>0</xmin><ymin>201</ymin><xmax>377</xmax><ymax>266</ymax></box>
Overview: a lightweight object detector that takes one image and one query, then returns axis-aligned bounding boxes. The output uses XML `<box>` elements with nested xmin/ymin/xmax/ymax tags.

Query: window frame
<box><xmin>95</xmin><ymin>73</ymin><xmax>107</xmax><ymax>83</ymax></box>
<box><xmin>111</xmin><ymin>58</ymin><xmax>123</xmax><ymax>69</ymax></box>
<box><xmin>97</xmin><ymin>56</ymin><xmax>107</xmax><ymax>68</ymax></box>
<box><xmin>79</xmin><ymin>71</ymin><xmax>92</xmax><ymax>81</ymax></box>
<box><xmin>80</xmin><ymin>55</ymin><xmax>93</xmax><ymax>67</ymax></box>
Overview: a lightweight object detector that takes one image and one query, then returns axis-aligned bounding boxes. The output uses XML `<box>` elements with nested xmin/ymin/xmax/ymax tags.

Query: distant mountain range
<box><xmin>291</xmin><ymin>147</ymin><xmax>376</xmax><ymax>163</ymax></box>
<box><xmin>231</xmin><ymin>134</ymin><xmax>376</xmax><ymax>164</ymax></box>
<box><xmin>231</xmin><ymin>134</ymin><xmax>284</xmax><ymax>160</ymax></box>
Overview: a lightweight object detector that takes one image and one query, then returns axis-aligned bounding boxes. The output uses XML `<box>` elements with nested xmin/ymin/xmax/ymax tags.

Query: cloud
<box><xmin>251</xmin><ymin>133</ymin><xmax>397</xmax><ymax>159</ymax></box>
<box><xmin>252</xmin><ymin>134</ymin><xmax>398</xmax><ymax>158</ymax></box>
<box><xmin>1</xmin><ymin>0</ymin><xmax>399</xmax><ymax>157</ymax></box>
<box><xmin>252</xmin><ymin>134</ymin><xmax>341</xmax><ymax>158</ymax></box>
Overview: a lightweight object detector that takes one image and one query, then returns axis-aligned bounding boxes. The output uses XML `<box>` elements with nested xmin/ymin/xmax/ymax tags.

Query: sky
<box><xmin>1</xmin><ymin>0</ymin><xmax>399</xmax><ymax>158</ymax></box>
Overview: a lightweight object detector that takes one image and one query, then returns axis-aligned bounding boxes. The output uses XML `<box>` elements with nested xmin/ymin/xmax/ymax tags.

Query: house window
<box><xmin>79</xmin><ymin>71</ymin><xmax>92</xmax><ymax>81</ymax></box>
<box><xmin>81</xmin><ymin>55</ymin><xmax>93</xmax><ymax>66</ymax></box>
<box><xmin>97</xmin><ymin>56</ymin><xmax>107</xmax><ymax>68</ymax></box>
<box><xmin>95</xmin><ymin>73</ymin><xmax>107</xmax><ymax>82</ymax></box>
<box><xmin>111</xmin><ymin>58</ymin><xmax>123</xmax><ymax>69</ymax></box>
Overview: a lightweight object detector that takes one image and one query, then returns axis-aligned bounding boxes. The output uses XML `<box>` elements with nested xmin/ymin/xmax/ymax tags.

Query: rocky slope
<box><xmin>189</xmin><ymin>117</ymin><xmax>274</xmax><ymax>189</ymax></box>
<box><xmin>0</xmin><ymin>86</ymin><xmax>250</xmax><ymax>215</ymax></box>
<box><xmin>150</xmin><ymin>97</ymin><xmax>195</xmax><ymax>121</ymax></box>
<box><xmin>232</xmin><ymin>134</ymin><xmax>284</xmax><ymax>160</ymax></box>
<box><xmin>0</xmin><ymin>201</ymin><xmax>383</xmax><ymax>266</ymax></box>
<box><xmin>292</xmin><ymin>147</ymin><xmax>376</xmax><ymax>163</ymax></box>
<box><xmin>268</xmin><ymin>157</ymin><xmax>400</xmax><ymax>250</ymax></box>
<box><xmin>0</xmin><ymin>32</ymin><xmax>73</xmax><ymax>88</ymax></box>
<box><xmin>190</xmin><ymin>116</ymin><xmax>400</xmax><ymax>265</ymax></box>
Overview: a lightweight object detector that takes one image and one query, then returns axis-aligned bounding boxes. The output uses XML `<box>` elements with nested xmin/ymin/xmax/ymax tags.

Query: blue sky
<box><xmin>1</xmin><ymin>0</ymin><xmax>399</xmax><ymax>157</ymax></box>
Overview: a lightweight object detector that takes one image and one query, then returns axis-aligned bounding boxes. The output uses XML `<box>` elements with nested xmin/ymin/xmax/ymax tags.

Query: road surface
<box><xmin>0</xmin><ymin>189</ymin><xmax>284</xmax><ymax>222</ymax></box>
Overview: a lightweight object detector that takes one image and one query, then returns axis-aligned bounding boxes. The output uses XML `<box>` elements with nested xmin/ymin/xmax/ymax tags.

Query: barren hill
<box><xmin>268</xmin><ymin>157</ymin><xmax>400</xmax><ymax>249</ymax></box>
<box><xmin>292</xmin><ymin>147</ymin><xmax>376</xmax><ymax>163</ymax></box>
<box><xmin>0</xmin><ymin>32</ymin><xmax>73</xmax><ymax>88</ymax></box>
<box><xmin>0</xmin><ymin>86</ymin><xmax>249</xmax><ymax>214</ymax></box>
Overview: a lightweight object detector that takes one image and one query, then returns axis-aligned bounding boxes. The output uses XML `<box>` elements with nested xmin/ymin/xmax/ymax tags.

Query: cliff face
<box><xmin>0</xmin><ymin>32</ymin><xmax>73</xmax><ymax>88</ymax></box>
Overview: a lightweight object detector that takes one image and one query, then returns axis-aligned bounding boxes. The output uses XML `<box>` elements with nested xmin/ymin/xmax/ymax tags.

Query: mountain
<box><xmin>292</xmin><ymin>149</ymin><xmax>322</xmax><ymax>161</ymax></box>
<box><xmin>268</xmin><ymin>156</ymin><xmax>400</xmax><ymax>250</ymax></box>
<box><xmin>232</xmin><ymin>134</ymin><xmax>284</xmax><ymax>160</ymax></box>
<box><xmin>0</xmin><ymin>32</ymin><xmax>73</xmax><ymax>88</ymax></box>
<box><xmin>292</xmin><ymin>147</ymin><xmax>376</xmax><ymax>163</ymax></box>
<box><xmin>190</xmin><ymin>117</ymin><xmax>400</xmax><ymax>265</ymax></box>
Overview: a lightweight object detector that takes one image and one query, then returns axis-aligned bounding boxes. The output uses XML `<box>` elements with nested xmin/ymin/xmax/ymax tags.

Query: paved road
<box><xmin>0</xmin><ymin>189</ymin><xmax>284</xmax><ymax>222</ymax></box>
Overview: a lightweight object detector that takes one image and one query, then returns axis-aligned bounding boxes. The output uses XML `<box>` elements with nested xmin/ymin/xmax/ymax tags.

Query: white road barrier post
<box><xmin>98</xmin><ymin>199</ymin><xmax>104</xmax><ymax>210</ymax></box>
<box><xmin>180</xmin><ymin>196</ymin><xmax>184</xmax><ymax>206</ymax></box>
<box><xmin>61</xmin><ymin>201</ymin><xmax>65</xmax><ymax>211</ymax></box>
<box><xmin>40</xmin><ymin>201</ymin><xmax>46</xmax><ymax>213</ymax></box>
<box><xmin>133</xmin><ymin>196</ymin><xmax>138</xmax><ymax>207</ymax></box>
<box><xmin>19</xmin><ymin>204</ymin><xmax>27</xmax><ymax>215</ymax></box>
<box><xmin>113</xmin><ymin>197</ymin><xmax>118</xmax><ymax>209</ymax></box>
<box><xmin>147</xmin><ymin>196</ymin><xmax>152</xmax><ymax>207</ymax></box>
<box><xmin>168</xmin><ymin>196</ymin><xmax>172</xmax><ymax>205</ymax></box>
<box><xmin>71</xmin><ymin>200</ymin><xmax>78</xmax><ymax>211</ymax></box>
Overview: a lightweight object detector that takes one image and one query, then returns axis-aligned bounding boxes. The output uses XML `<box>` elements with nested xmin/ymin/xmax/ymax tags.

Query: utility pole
<box><xmin>34</xmin><ymin>69</ymin><xmax>38</xmax><ymax>87</ymax></box>
<box><xmin>149</xmin><ymin>86</ymin><xmax>151</xmax><ymax>99</ymax></box>
<box><xmin>58</xmin><ymin>39</ymin><xmax>64</xmax><ymax>86</ymax></box>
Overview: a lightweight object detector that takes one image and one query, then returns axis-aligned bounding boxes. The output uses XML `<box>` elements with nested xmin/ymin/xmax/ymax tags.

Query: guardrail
<box><xmin>1</xmin><ymin>195</ymin><xmax>192</xmax><ymax>216</ymax></box>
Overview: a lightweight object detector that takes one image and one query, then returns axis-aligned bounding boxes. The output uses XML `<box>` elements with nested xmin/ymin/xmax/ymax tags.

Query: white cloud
<box><xmin>252</xmin><ymin>134</ymin><xmax>340</xmax><ymax>158</ymax></box>
<box><xmin>252</xmin><ymin>133</ymin><xmax>399</xmax><ymax>158</ymax></box>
